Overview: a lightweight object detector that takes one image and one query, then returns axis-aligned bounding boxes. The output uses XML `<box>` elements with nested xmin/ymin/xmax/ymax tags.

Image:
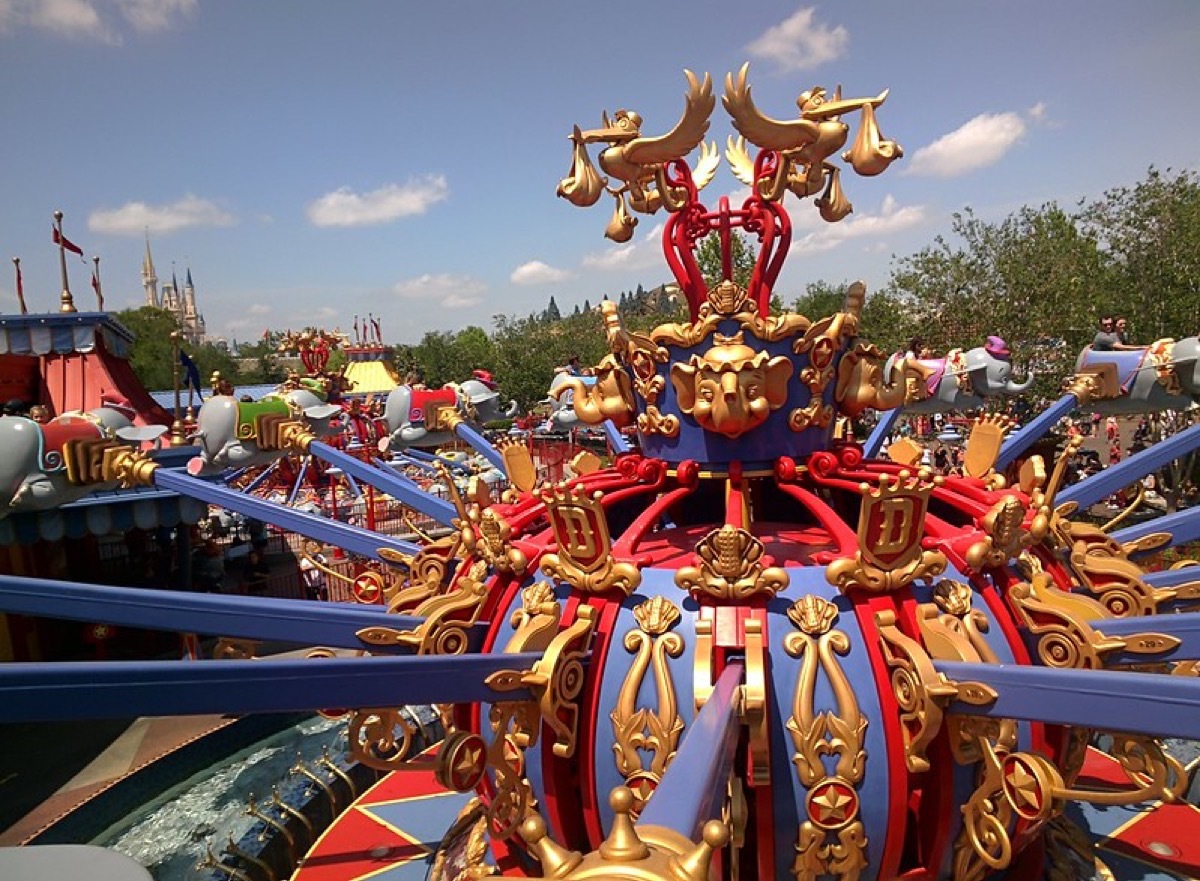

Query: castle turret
<box><xmin>141</xmin><ymin>236</ymin><xmax>159</xmax><ymax>308</ymax></box>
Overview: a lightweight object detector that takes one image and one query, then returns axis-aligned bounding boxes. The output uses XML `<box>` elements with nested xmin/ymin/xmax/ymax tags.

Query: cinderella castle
<box><xmin>140</xmin><ymin>237</ymin><xmax>206</xmax><ymax>346</ymax></box>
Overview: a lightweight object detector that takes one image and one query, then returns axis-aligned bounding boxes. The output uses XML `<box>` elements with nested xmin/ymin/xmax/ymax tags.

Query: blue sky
<box><xmin>1</xmin><ymin>1</ymin><xmax>1198</xmax><ymax>345</ymax></box>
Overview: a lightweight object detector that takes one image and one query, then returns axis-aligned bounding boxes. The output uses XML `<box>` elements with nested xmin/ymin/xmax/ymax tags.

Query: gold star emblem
<box><xmin>807</xmin><ymin>781</ymin><xmax>858</xmax><ymax>828</ymax></box>
<box><xmin>1005</xmin><ymin>761</ymin><xmax>1042</xmax><ymax>810</ymax></box>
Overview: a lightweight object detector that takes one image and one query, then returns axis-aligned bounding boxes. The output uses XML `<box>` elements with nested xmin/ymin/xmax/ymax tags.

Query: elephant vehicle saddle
<box><xmin>39</xmin><ymin>415</ymin><xmax>124</xmax><ymax>484</ymax></box>
<box><xmin>408</xmin><ymin>387</ymin><xmax>460</xmax><ymax>429</ymax></box>
<box><xmin>1078</xmin><ymin>341</ymin><xmax>1176</xmax><ymax>395</ymax></box>
<box><xmin>235</xmin><ymin>398</ymin><xmax>296</xmax><ymax>451</ymax></box>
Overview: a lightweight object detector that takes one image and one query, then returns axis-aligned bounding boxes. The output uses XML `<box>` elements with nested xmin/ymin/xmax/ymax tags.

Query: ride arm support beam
<box><xmin>153</xmin><ymin>468</ymin><xmax>420</xmax><ymax>562</ymax></box>
<box><xmin>1059</xmin><ymin>421</ymin><xmax>1200</xmax><ymax>510</ymax></box>
<box><xmin>0</xmin><ymin>575</ymin><xmax>485</xmax><ymax>655</ymax></box>
<box><xmin>1097</xmin><ymin>611</ymin><xmax>1200</xmax><ymax>665</ymax></box>
<box><xmin>0</xmin><ymin>651</ymin><xmax>546</xmax><ymax>722</ymax></box>
<box><xmin>636</xmin><ymin>662</ymin><xmax>743</xmax><ymax>840</ymax></box>
<box><xmin>452</xmin><ymin>421</ymin><xmax>506</xmax><ymax>471</ymax></box>
<box><xmin>995</xmin><ymin>394</ymin><xmax>1078</xmax><ymax>471</ymax></box>
<box><xmin>603</xmin><ymin>419</ymin><xmax>631</xmax><ymax>454</ymax></box>
<box><xmin>1111</xmin><ymin>502</ymin><xmax>1200</xmax><ymax>549</ymax></box>
<box><xmin>863</xmin><ymin>406</ymin><xmax>902</xmax><ymax>460</ymax></box>
<box><xmin>935</xmin><ymin>660</ymin><xmax>1200</xmax><ymax>741</ymax></box>
<box><xmin>1144</xmin><ymin>566</ymin><xmax>1200</xmax><ymax>589</ymax></box>
<box><xmin>306</xmin><ymin>439</ymin><xmax>456</xmax><ymax>525</ymax></box>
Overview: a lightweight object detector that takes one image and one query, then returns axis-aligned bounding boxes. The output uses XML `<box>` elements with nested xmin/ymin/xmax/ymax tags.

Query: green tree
<box><xmin>114</xmin><ymin>306</ymin><xmax>182</xmax><ymax>391</ymax></box>
<box><xmin>1078</xmin><ymin>167</ymin><xmax>1200</xmax><ymax>341</ymax></box>
<box><xmin>695</xmin><ymin>230</ymin><xmax>755</xmax><ymax>288</ymax></box>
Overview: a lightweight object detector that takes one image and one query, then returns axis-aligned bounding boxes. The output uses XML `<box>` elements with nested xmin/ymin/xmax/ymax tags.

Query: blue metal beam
<box><xmin>153</xmin><ymin>468</ymin><xmax>420</xmax><ymax>562</ymax></box>
<box><xmin>603</xmin><ymin>420</ymin><xmax>631</xmax><ymax>455</ymax></box>
<box><xmin>1144</xmin><ymin>566</ymin><xmax>1200</xmax><ymax>589</ymax></box>
<box><xmin>307</xmin><ymin>440</ymin><xmax>456</xmax><ymax>525</ymax></box>
<box><xmin>453</xmin><ymin>422</ymin><xmax>505</xmax><ymax>471</ymax></box>
<box><xmin>935</xmin><ymin>660</ymin><xmax>1200</xmax><ymax>741</ymax></box>
<box><xmin>1059</xmin><ymin>421</ymin><xmax>1200</xmax><ymax>509</ymax></box>
<box><xmin>863</xmin><ymin>407</ymin><xmax>902</xmax><ymax>459</ymax></box>
<box><xmin>1091</xmin><ymin>611</ymin><xmax>1200</xmax><ymax>665</ymax></box>
<box><xmin>995</xmin><ymin>394</ymin><xmax>1078</xmax><ymax>470</ymax></box>
<box><xmin>0</xmin><ymin>575</ymin><xmax>486</xmax><ymax>655</ymax></box>
<box><xmin>0</xmin><ymin>652</ymin><xmax>546</xmax><ymax>722</ymax></box>
<box><xmin>1111</xmin><ymin>504</ymin><xmax>1200</xmax><ymax>549</ymax></box>
<box><xmin>402</xmin><ymin>447</ymin><xmax>471</xmax><ymax>474</ymax></box>
<box><xmin>637</xmin><ymin>662</ymin><xmax>742</xmax><ymax>839</ymax></box>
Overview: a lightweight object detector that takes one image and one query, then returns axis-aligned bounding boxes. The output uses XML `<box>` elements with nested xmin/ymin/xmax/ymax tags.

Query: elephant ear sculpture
<box><xmin>904</xmin><ymin>336</ymin><xmax>1034</xmax><ymax>413</ymax></box>
<box><xmin>1073</xmin><ymin>334</ymin><xmax>1200</xmax><ymax>414</ymax></box>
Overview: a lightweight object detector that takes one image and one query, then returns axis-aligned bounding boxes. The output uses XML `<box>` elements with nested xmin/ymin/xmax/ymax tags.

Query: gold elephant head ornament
<box><xmin>671</xmin><ymin>340</ymin><xmax>792</xmax><ymax>437</ymax></box>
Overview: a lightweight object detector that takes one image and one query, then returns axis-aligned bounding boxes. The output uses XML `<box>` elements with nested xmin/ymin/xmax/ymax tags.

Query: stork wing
<box><xmin>624</xmin><ymin>70</ymin><xmax>715</xmax><ymax>167</ymax></box>
<box><xmin>723</xmin><ymin>62</ymin><xmax>820</xmax><ymax>151</ymax></box>
<box><xmin>692</xmin><ymin>140</ymin><xmax>720</xmax><ymax>191</ymax></box>
<box><xmin>725</xmin><ymin>135</ymin><xmax>756</xmax><ymax>187</ymax></box>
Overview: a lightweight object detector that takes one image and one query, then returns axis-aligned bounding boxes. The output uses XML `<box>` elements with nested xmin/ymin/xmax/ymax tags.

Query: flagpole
<box><xmin>11</xmin><ymin>258</ymin><xmax>26</xmax><ymax>315</ymax></box>
<box><xmin>53</xmin><ymin>210</ymin><xmax>76</xmax><ymax>313</ymax></box>
<box><xmin>170</xmin><ymin>330</ymin><xmax>185</xmax><ymax>446</ymax></box>
<box><xmin>92</xmin><ymin>256</ymin><xmax>104</xmax><ymax>311</ymax></box>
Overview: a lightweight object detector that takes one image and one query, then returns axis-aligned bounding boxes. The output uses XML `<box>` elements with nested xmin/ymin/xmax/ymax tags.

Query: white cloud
<box><xmin>27</xmin><ymin>0</ymin><xmax>111</xmax><ymax>40</ymax></box>
<box><xmin>792</xmin><ymin>194</ymin><xmax>927</xmax><ymax>254</ymax></box>
<box><xmin>248</xmin><ymin>303</ymin><xmax>271</xmax><ymax>315</ymax></box>
<box><xmin>0</xmin><ymin>0</ymin><xmax>194</xmax><ymax>40</ymax></box>
<box><xmin>581</xmin><ymin>223</ymin><xmax>666</xmax><ymax>272</ymax></box>
<box><xmin>89</xmin><ymin>195</ymin><xmax>235</xmax><ymax>235</ymax></box>
<box><xmin>904</xmin><ymin>112</ymin><xmax>1026</xmax><ymax>178</ymax></box>
<box><xmin>510</xmin><ymin>260</ymin><xmax>571</xmax><ymax>285</ymax></box>
<box><xmin>745</xmin><ymin>7</ymin><xmax>848</xmax><ymax>72</ymax></box>
<box><xmin>116</xmin><ymin>0</ymin><xmax>195</xmax><ymax>33</ymax></box>
<box><xmin>392</xmin><ymin>273</ymin><xmax>485</xmax><ymax>309</ymax></box>
<box><xmin>307</xmin><ymin>176</ymin><xmax>448</xmax><ymax>228</ymax></box>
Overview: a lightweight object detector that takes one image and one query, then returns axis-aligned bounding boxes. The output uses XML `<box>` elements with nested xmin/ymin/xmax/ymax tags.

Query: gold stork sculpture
<box><xmin>558</xmin><ymin>70</ymin><xmax>719</xmax><ymax>242</ymax></box>
<box><xmin>723</xmin><ymin>62</ymin><xmax>903</xmax><ymax>220</ymax></box>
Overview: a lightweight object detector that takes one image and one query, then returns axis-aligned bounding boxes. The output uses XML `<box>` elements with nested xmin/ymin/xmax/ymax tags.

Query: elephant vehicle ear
<box><xmin>304</xmin><ymin>403</ymin><xmax>342</xmax><ymax>421</ymax></box>
<box><xmin>115</xmin><ymin>425</ymin><xmax>169</xmax><ymax>444</ymax></box>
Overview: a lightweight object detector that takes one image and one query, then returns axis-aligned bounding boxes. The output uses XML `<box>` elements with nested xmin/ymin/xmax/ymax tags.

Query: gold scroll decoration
<box><xmin>540</xmin><ymin>482</ymin><xmax>642</xmax><ymax>596</ymax></box>
<box><xmin>1009</xmin><ymin>567</ymin><xmax>1179</xmax><ymax>670</ymax></box>
<box><xmin>783</xmin><ymin>596</ymin><xmax>868</xmax><ymax>881</ymax></box>
<box><xmin>675</xmin><ymin>524</ymin><xmax>789</xmax><ymax>601</ymax></box>
<box><xmin>356</xmin><ymin>560</ymin><xmax>490</xmax><ymax>656</ymax></box>
<box><xmin>487</xmin><ymin>604</ymin><xmax>598</xmax><ymax>760</ymax></box>
<box><xmin>442</xmin><ymin>464</ymin><xmax>529</xmax><ymax>578</ymax></box>
<box><xmin>826</xmin><ymin>469</ymin><xmax>947</xmax><ymax>594</ymax></box>
<box><xmin>875</xmin><ymin>610</ymin><xmax>997</xmax><ymax>773</ymax></box>
<box><xmin>611</xmin><ymin>596</ymin><xmax>685</xmax><ymax>814</ymax></box>
<box><xmin>964</xmin><ymin>496</ymin><xmax>1032</xmax><ymax>572</ymax></box>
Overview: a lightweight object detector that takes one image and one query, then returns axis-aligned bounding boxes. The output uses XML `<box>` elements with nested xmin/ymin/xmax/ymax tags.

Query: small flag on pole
<box><xmin>12</xmin><ymin>258</ymin><xmax>26</xmax><ymax>314</ymax></box>
<box><xmin>180</xmin><ymin>349</ymin><xmax>204</xmax><ymax>399</ymax></box>
<box><xmin>91</xmin><ymin>257</ymin><xmax>104</xmax><ymax>311</ymax></box>
<box><xmin>52</xmin><ymin>227</ymin><xmax>86</xmax><ymax>262</ymax></box>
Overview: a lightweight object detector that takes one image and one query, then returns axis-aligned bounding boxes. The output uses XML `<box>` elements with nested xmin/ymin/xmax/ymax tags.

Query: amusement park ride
<box><xmin>6</xmin><ymin>64</ymin><xmax>1200</xmax><ymax>881</ymax></box>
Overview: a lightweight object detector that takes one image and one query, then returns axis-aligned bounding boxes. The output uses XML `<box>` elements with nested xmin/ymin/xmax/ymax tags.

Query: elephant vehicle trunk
<box><xmin>1005</xmin><ymin>372</ymin><xmax>1035</xmax><ymax>394</ymax></box>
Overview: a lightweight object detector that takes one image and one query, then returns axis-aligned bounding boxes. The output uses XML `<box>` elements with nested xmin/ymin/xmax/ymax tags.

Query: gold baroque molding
<box><xmin>611</xmin><ymin>596</ymin><xmax>685</xmax><ymax>813</ymax></box>
<box><xmin>783</xmin><ymin>596</ymin><xmax>869</xmax><ymax>881</ymax></box>
<box><xmin>675</xmin><ymin>524</ymin><xmax>789</xmax><ymax>601</ymax></box>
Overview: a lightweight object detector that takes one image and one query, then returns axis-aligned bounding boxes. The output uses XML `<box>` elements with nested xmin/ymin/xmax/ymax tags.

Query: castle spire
<box><xmin>141</xmin><ymin>233</ymin><xmax>159</xmax><ymax>308</ymax></box>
